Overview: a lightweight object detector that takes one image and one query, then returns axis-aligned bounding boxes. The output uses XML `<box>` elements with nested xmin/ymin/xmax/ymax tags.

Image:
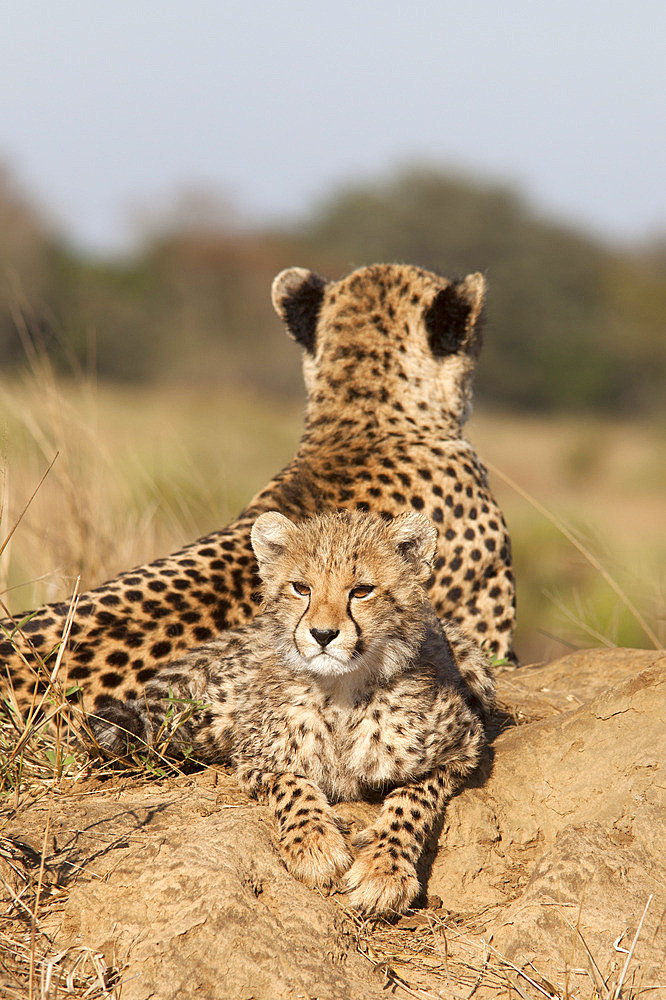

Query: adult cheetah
<box><xmin>1</xmin><ymin>264</ymin><xmax>515</xmax><ymax>713</ymax></box>
<box><xmin>92</xmin><ymin>509</ymin><xmax>495</xmax><ymax>916</ymax></box>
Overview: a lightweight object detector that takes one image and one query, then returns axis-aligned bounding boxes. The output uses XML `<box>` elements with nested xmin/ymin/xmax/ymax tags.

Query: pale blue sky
<box><xmin>3</xmin><ymin>0</ymin><xmax>665</xmax><ymax>252</ymax></box>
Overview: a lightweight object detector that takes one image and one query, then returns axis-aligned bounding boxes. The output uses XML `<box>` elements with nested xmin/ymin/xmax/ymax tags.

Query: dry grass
<box><xmin>0</xmin><ymin>699</ymin><xmax>118</xmax><ymax>997</ymax></box>
<box><xmin>0</xmin><ymin>540</ymin><xmax>202</xmax><ymax>998</ymax></box>
<box><xmin>467</xmin><ymin>413</ymin><xmax>665</xmax><ymax>662</ymax></box>
<box><xmin>0</xmin><ymin>371</ymin><xmax>301</xmax><ymax>614</ymax></box>
<box><xmin>334</xmin><ymin>895</ymin><xmax>659</xmax><ymax>1000</ymax></box>
<box><xmin>0</xmin><ymin>606</ymin><xmax>204</xmax><ymax>998</ymax></box>
<box><xmin>0</xmin><ymin>572</ymin><xmax>120</xmax><ymax>996</ymax></box>
<box><xmin>0</xmin><ymin>811</ymin><xmax>125</xmax><ymax>999</ymax></box>
<box><xmin>483</xmin><ymin>459</ymin><xmax>661</xmax><ymax>651</ymax></box>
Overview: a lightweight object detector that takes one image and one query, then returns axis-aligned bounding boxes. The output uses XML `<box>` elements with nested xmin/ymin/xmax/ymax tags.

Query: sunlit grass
<box><xmin>0</xmin><ymin>372</ymin><xmax>302</xmax><ymax>609</ymax></box>
<box><xmin>468</xmin><ymin>410</ymin><xmax>665</xmax><ymax>661</ymax></box>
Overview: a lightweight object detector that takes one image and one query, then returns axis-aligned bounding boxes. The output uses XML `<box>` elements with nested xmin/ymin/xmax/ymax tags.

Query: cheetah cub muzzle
<box><xmin>92</xmin><ymin>509</ymin><xmax>495</xmax><ymax>917</ymax></box>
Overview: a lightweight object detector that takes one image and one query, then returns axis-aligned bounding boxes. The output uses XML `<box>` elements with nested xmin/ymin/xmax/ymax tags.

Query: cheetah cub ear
<box><xmin>251</xmin><ymin>511</ymin><xmax>298</xmax><ymax>574</ymax></box>
<box><xmin>387</xmin><ymin>512</ymin><xmax>437</xmax><ymax>584</ymax></box>
<box><xmin>271</xmin><ymin>267</ymin><xmax>329</xmax><ymax>354</ymax></box>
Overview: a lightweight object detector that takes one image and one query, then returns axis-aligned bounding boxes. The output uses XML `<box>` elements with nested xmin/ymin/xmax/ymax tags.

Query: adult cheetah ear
<box><xmin>424</xmin><ymin>273</ymin><xmax>486</xmax><ymax>358</ymax></box>
<box><xmin>271</xmin><ymin>267</ymin><xmax>328</xmax><ymax>354</ymax></box>
<box><xmin>251</xmin><ymin>511</ymin><xmax>297</xmax><ymax>572</ymax></box>
<box><xmin>388</xmin><ymin>512</ymin><xmax>437</xmax><ymax>584</ymax></box>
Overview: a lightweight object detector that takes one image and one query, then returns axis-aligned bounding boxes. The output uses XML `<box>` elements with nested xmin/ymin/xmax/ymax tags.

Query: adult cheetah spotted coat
<box><xmin>1</xmin><ymin>264</ymin><xmax>516</xmax><ymax>712</ymax></box>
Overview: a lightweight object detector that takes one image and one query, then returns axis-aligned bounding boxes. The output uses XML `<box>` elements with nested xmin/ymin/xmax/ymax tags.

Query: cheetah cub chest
<box><xmin>93</xmin><ymin>509</ymin><xmax>494</xmax><ymax>916</ymax></box>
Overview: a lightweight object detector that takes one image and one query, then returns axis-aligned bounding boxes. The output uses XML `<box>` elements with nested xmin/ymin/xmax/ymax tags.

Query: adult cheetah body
<box><xmin>2</xmin><ymin>263</ymin><xmax>515</xmax><ymax>712</ymax></box>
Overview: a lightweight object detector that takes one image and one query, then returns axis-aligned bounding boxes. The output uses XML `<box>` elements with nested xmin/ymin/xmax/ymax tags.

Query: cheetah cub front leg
<box><xmin>343</xmin><ymin>766</ymin><xmax>459</xmax><ymax>914</ymax></box>
<box><xmin>237</xmin><ymin>766</ymin><xmax>352</xmax><ymax>889</ymax></box>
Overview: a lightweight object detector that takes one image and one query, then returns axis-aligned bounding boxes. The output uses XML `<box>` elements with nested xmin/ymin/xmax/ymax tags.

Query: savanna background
<box><xmin>1</xmin><ymin>161</ymin><xmax>664</xmax><ymax>663</ymax></box>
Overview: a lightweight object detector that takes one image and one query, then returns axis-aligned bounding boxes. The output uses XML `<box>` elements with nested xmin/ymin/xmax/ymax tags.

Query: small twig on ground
<box><xmin>28</xmin><ymin>806</ymin><xmax>51</xmax><ymax>1000</ymax></box>
<box><xmin>613</xmin><ymin>895</ymin><xmax>654</xmax><ymax>1000</ymax></box>
<box><xmin>486</xmin><ymin>942</ymin><xmax>562</xmax><ymax>1000</ymax></box>
<box><xmin>564</xmin><ymin>915</ymin><xmax>609</xmax><ymax>998</ymax></box>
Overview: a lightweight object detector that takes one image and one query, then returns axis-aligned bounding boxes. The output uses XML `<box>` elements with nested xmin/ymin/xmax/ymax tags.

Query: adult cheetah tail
<box><xmin>443</xmin><ymin>621</ymin><xmax>496</xmax><ymax>721</ymax></box>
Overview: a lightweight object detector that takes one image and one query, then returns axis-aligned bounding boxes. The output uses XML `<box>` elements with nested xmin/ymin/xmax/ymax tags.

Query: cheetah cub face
<box><xmin>251</xmin><ymin>509</ymin><xmax>436</xmax><ymax>682</ymax></box>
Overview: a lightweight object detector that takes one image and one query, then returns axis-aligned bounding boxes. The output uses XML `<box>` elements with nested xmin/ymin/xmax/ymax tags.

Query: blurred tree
<box><xmin>1</xmin><ymin>166</ymin><xmax>664</xmax><ymax>413</ymax></box>
<box><xmin>0</xmin><ymin>166</ymin><xmax>61</xmax><ymax>365</ymax></box>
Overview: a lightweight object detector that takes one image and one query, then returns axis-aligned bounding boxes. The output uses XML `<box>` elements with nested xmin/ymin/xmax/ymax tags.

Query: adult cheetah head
<box><xmin>271</xmin><ymin>263</ymin><xmax>486</xmax><ymax>426</ymax></box>
<box><xmin>250</xmin><ymin>509</ymin><xmax>437</xmax><ymax>682</ymax></box>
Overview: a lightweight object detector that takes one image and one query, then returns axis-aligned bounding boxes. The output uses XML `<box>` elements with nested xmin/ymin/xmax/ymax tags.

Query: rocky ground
<box><xmin>2</xmin><ymin>648</ymin><xmax>665</xmax><ymax>1000</ymax></box>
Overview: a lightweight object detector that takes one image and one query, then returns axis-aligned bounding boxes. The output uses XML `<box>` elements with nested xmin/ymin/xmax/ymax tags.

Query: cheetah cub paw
<box><xmin>281</xmin><ymin>815</ymin><xmax>352</xmax><ymax>890</ymax></box>
<box><xmin>342</xmin><ymin>827</ymin><xmax>419</xmax><ymax>916</ymax></box>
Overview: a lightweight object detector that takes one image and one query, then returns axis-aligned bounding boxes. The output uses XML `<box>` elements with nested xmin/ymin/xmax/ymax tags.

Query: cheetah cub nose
<box><xmin>310</xmin><ymin>628</ymin><xmax>339</xmax><ymax>648</ymax></box>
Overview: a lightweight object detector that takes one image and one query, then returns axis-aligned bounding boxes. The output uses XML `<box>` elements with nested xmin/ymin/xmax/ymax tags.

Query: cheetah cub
<box><xmin>92</xmin><ymin>510</ymin><xmax>494</xmax><ymax>916</ymax></box>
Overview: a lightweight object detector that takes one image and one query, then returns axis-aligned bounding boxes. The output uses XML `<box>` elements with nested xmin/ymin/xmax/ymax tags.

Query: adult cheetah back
<box><xmin>1</xmin><ymin>264</ymin><xmax>516</xmax><ymax>712</ymax></box>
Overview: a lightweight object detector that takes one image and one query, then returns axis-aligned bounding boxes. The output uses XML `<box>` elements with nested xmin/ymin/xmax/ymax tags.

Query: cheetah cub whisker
<box><xmin>91</xmin><ymin>509</ymin><xmax>494</xmax><ymax>917</ymax></box>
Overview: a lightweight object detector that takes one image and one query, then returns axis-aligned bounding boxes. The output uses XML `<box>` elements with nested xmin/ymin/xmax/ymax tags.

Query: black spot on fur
<box><xmin>99</xmin><ymin>593</ymin><xmax>121</xmax><ymax>606</ymax></box>
<box><xmin>100</xmin><ymin>671</ymin><xmax>123</xmax><ymax>689</ymax></box>
<box><xmin>94</xmin><ymin>611</ymin><xmax>117</xmax><ymax>626</ymax></box>
<box><xmin>150</xmin><ymin>641</ymin><xmax>172</xmax><ymax>658</ymax></box>
<box><xmin>70</xmin><ymin>664</ymin><xmax>92</xmax><ymax>679</ymax></box>
<box><xmin>106</xmin><ymin>649</ymin><xmax>129</xmax><ymax>667</ymax></box>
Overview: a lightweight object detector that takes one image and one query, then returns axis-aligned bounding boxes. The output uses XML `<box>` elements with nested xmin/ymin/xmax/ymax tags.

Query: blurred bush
<box><xmin>1</xmin><ymin>164</ymin><xmax>664</xmax><ymax>413</ymax></box>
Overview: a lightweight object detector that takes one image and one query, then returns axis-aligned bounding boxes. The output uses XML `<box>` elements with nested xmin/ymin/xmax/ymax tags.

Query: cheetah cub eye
<box><xmin>350</xmin><ymin>585</ymin><xmax>374</xmax><ymax>599</ymax></box>
<box><xmin>291</xmin><ymin>582</ymin><xmax>310</xmax><ymax>597</ymax></box>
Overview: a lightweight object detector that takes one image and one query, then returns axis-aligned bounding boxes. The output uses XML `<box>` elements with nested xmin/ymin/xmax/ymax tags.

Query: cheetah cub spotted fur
<box><xmin>92</xmin><ymin>510</ymin><xmax>494</xmax><ymax>916</ymax></box>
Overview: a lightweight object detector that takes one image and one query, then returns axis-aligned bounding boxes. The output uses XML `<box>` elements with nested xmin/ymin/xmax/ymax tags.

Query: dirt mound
<box><xmin>433</xmin><ymin>649</ymin><xmax>666</xmax><ymax>993</ymax></box>
<box><xmin>2</xmin><ymin>648</ymin><xmax>664</xmax><ymax>999</ymax></box>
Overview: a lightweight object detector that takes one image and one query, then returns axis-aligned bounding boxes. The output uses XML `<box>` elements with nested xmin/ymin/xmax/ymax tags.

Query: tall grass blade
<box><xmin>486</xmin><ymin>460</ymin><xmax>662</xmax><ymax>650</ymax></box>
